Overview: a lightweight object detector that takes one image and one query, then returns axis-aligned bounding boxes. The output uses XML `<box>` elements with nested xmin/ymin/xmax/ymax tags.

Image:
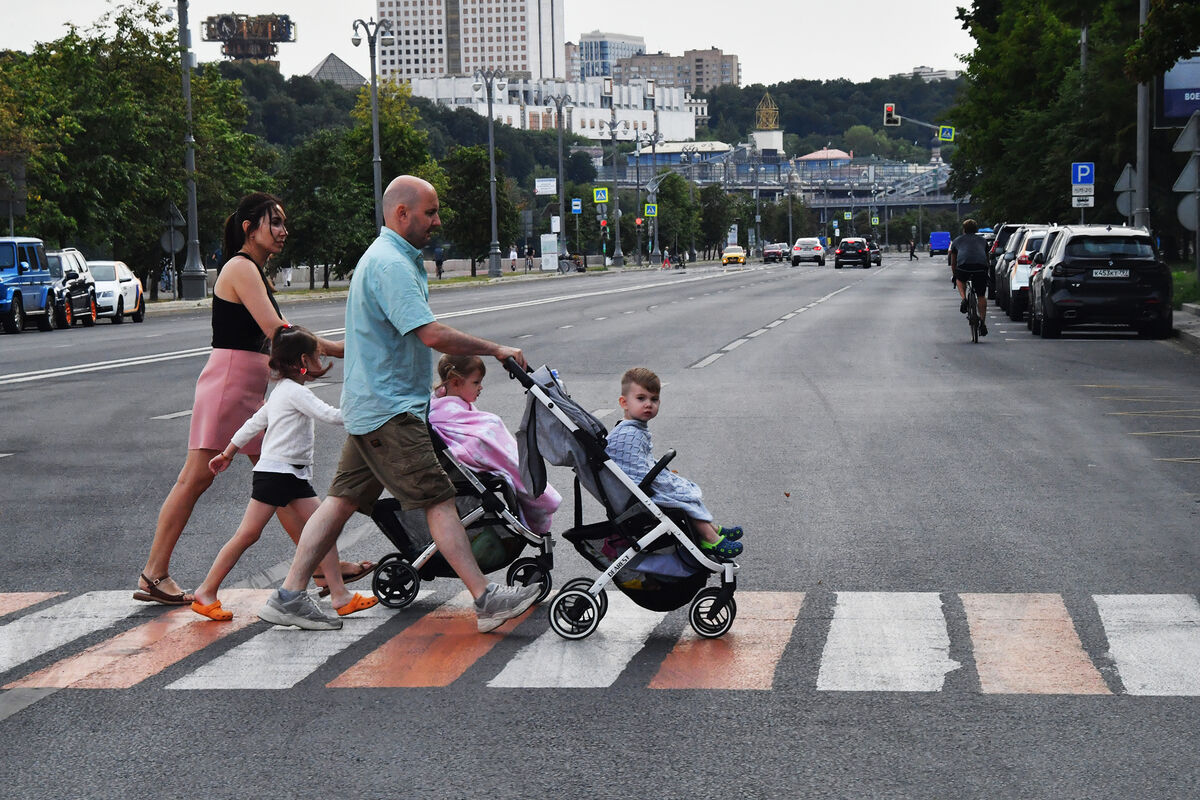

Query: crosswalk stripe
<box><xmin>0</xmin><ymin>592</ymin><xmax>64</xmax><ymax>618</ymax></box>
<box><xmin>488</xmin><ymin>593</ymin><xmax>662</xmax><ymax>688</ymax></box>
<box><xmin>649</xmin><ymin>591</ymin><xmax>804</xmax><ymax>690</ymax></box>
<box><xmin>961</xmin><ymin>593</ymin><xmax>1109</xmax><ymax>695</ymax></box>
<box><xmin>6</xmin><ymin>589</ymin><xmax>270</xmax><ymax>689</ymax></box>
<box><xmin>817</xmin><ymin>592</ymin><xmax>960</xmax><ymax>692</ymax></box>
<box><xmin>168</xmin><ymin>593</ymin><xmax>418</xmax><ymax>690</ymax></box>
<box><xmin>0</xmin><ymin>591</ymin><xmax>144</xmax><ymax>676</ymax></box>
<box><xmin>1094</xmin><ymin>594</ymin><xmax>1200</xmax><ymax>696</ymax></box>
<box><xmin>327</xmin><ymin>591</ymin><xmax>527</xmax><ymax>688</ymax></box>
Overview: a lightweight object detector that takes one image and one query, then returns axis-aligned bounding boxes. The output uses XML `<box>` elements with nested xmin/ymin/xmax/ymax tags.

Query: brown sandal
<box><xmin>132</xmin><ymin>573</ymin><xmax>192</xmax><ymax>605</ymax></box>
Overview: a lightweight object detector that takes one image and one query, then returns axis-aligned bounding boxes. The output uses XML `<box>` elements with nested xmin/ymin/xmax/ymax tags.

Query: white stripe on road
<box><xmin>0</xmin><ymin>591</ymin><xmax>142</xmax><ymax>674</ymax></box>
<box><xmin>690</xmin><ymin>353</ymin><xmax>723</xmax><ymax>369</ymax></box>
<box><xmin>722</xmin><ymin>339</ymin><xmax>747</xmax><ymax>352</ymax></box>
<box><xmin>817</xmin><ymin>592</ymin><xmax>960</xmax><ymax>692</ymax></box>
<box><xmin>487</xmin><ymin>593</ymin><xmax>662</xmax><ymax>687</ymax></box>
<box><xmin>150</xmin><ymin>410</ymin><xmax>193</xmax><ymax>420</ymax></box>
<box><xmin>166</xmin><ymin>596</ymin><xmax>420</xmax><ymax>690</ymax></box>
<box><xmin>1094</xmin><ymin>594</ymin><xmax>1200</xmax><ymax>696</ymax></box>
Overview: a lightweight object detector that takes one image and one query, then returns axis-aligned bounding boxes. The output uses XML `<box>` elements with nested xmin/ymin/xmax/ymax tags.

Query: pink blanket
<box><xmin>429</xmin><ymin>394</ymin><xmax>562</xmax><ymax>534</ymax></box>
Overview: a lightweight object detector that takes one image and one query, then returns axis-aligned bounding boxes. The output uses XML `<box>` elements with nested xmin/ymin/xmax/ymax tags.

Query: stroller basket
<box><xmin>564</xmin><ymin>520</ymin><xmax>708</xmax><ymax>612</ymax></box>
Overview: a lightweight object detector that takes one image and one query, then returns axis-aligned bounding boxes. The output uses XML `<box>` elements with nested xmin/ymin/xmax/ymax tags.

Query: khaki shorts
<box><xmin>328</xmin><ymin>413</ymin><xmax>455</xmax><ymax>514</ymax></box>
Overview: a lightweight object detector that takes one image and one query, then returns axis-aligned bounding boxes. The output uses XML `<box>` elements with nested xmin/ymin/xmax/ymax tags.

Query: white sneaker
<box><xmin>258</xmin><ymin>591</ymin><xmax>342</xmax><ymax>630</ymax></box>
<box><xmin>475</xmin><ymin>582</ymin><xmax>540</xmax><ymax>633</ymax></box>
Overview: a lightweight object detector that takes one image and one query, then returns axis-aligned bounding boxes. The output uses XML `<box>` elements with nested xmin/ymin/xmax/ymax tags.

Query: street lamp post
<box><xmin>600</xmin><ymin>115</ymin><xmax>627</xmax><ymax>266</ymax></box>
<box><xmin>546</xmin><ymin>90</ymin><xmax>573</xmax><ymax>268</ymax></box>
<box><xmin>634</xmin><ymin>137</ymin><xmax>644</xmax><ymax>265</ymax></box>
<box><xmin>639</xmin><ymin>130</ymin><xmax>663</xmax><ymax>263</ymax></box>
<box><xmin>847</xmin><ymin>190</ymin><xmax>854</xmax><ymax>234</ymax></box>
<box><xmin>681</xmin><ymin>144</ymin><xmax>699</xmax><ymax>262</ymax></box>
<box><xmin>752</xmin><ymin>163</ymin><xmax>761</xmax><ymax>258</ymax></box>
<box><xmin>473</xmin><ymin>68</ymin><xmax>507</xmax><ymax>277</ymax></box>
<box><xmin>352</xmin><ymin>16</ymin><xmax>395</xmax><ymax>232</ymax></box>
<box><xmin>176</xmin><ymin>0</ymin><xmax>206</xmax><ymax>300</ymax></box>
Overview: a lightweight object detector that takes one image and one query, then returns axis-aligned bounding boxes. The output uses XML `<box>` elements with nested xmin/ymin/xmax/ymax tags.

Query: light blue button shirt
<box><xmin>340</xmin><ymin>227</ymin><xmax>436</xmax><ymax>435</ymax></box>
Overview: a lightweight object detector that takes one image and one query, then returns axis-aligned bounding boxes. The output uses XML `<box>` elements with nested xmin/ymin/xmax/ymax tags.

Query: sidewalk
<box><xmin>1176</xmin><ymin>303</ymin><xmax>1200</xmax><ymax>352</ymax></box>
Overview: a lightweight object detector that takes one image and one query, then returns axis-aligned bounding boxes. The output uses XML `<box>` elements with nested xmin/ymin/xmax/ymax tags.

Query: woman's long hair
<box><xmin>222</xmin><ymin>192</ymin><xmax>283</xmax><ymax>268</ymax></box>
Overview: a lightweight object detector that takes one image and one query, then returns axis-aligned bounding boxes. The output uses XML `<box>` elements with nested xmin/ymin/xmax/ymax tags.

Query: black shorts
<box><xmin>954</xmin><ymin>267</ymin><xmax>987</xmax><ymax>296</ymax></box>
<box><xmin>251</xmin><ymin>471</ymin><xmax>317</xmax><ymax>507</ymax></box>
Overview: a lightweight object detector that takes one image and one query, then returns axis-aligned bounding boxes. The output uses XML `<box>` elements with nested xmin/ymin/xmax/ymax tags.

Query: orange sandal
<box><xmin>336</xmin><ymin>593</ymin><xmax>379</xmax><ymax>617</ymax></box>
<box><xmin>190</xmin><ymin>599</ymin><xmax>233</xmax><ymax>621</ymax></box>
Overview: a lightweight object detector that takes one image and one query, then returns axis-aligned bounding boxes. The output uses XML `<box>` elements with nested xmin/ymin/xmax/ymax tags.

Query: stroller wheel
<box><xmin>506</xmin><ymin>558</ymin><xmax>552</xmax><ymax>604</ymax></box>
<box><xmin>559</xmin><ymin>578</ymin><xmax>608</xmax><ymax>620</ymax></box>
<box><xmin>373</xmin><ymin>556</ymin><xmax>421</xmax><ymax>608</ymax></box>
<box><xmin>688</xmin><ymin>587</ymin><xmax>737</xmax><ymax>638</ymax></box>
<box><xmin>548</xmin><ymin>589</ymin><xmax>601</xmax><ymax>640</ymax></box>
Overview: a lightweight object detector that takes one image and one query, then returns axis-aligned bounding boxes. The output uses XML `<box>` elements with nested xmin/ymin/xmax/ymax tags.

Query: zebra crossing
<box><xmin>2</xmin><ymin>589</ymin><xmax>1199</xmax><ymax>697</ymax></box>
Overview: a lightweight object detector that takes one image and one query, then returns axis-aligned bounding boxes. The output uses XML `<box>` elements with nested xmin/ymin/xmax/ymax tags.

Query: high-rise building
<box><xmin>613</xmin><ymin>47</ymin><xmax>740</xmax><ymax>92</ymax></box>
<box><xmin>375</xmin><ymin>0</ymin><xmax>566</xmax><ymax>82</ymax></box>
<box><xmin>578</xmin><ymin>31</ymin><xmax>645</xmax><ymax>78</ymax></box>
<box><xmin>564</xmin><ymin>41</ymin><xmax>580</xmax><ymax>81</ymax></box>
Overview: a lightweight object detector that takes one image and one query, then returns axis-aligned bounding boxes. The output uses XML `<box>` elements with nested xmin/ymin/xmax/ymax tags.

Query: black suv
<box><xmin>46</xmin><ymin>248</ymin><xmax>97</xmax><ymax>328</ymax></box>
<box><xmin>1028</xmin><ymin>225</ymin><xmax>1172</xmax><ymax>339</ymax></box>
<box><xmin>834</xmin><ymin>237</ymin><xmax>871</xmax><ymax>268</ymax></box>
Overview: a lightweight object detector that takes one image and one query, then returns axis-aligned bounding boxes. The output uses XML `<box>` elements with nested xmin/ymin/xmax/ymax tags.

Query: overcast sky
<box><xmin>0</xmin><ymin>1</ymin><xmax>974</xmax><ymax>86</ymax></box>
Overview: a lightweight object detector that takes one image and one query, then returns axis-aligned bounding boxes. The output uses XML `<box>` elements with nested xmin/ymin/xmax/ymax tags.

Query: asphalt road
<box><xmin>1</xmin><ymin>255</ymin><xmax>1198</xmax><ymax>798</ymax></box>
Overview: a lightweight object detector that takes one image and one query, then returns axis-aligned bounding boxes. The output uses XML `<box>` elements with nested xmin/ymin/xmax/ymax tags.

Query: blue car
<box><xmin>0</xmin><ymin>236</ymin><xmax>57</xmax><ymax>333</ymax></box>
<box><xmin>928</xmin><ymin>231</ymin><xmax>951</xmax><ymax>257</ymax></box>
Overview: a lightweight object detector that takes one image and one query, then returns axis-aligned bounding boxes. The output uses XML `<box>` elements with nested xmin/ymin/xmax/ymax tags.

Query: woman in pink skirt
<box><xmin>134</xmin><ymin>192</ymin><xmax>360</xmax><ymax>605</ymax></box>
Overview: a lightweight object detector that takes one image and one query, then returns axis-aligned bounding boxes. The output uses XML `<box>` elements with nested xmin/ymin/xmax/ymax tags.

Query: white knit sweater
<box><xmin>231</xmin><ymin>378</ymin><xmax>343</xmax><ymax>478</ymax></box>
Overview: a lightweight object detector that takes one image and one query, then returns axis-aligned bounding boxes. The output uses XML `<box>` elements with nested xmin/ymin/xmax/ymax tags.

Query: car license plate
<box><xmin>1092</xmin><ymin>268</ymin><xmax>1130</xmax><ymax>278</ymax></box>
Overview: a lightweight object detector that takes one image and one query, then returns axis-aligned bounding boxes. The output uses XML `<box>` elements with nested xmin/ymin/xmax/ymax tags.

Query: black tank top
<box><xmin>210</xmin><ymin>251</ymin><xmax>281</xmax><ymax>353</ymax></box>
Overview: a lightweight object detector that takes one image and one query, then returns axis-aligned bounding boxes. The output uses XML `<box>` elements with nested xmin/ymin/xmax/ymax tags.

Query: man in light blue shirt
<box><xmin>260</xmin><ymin>175</ymin><xmax>542</xmax><ymax>633</ymax></box>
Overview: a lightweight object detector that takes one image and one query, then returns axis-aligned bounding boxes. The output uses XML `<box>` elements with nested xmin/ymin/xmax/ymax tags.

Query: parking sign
<box><xmin>1072</xmin><ymin>162</ymin><xmax>1094</xmax><ymax>185</ymax></box>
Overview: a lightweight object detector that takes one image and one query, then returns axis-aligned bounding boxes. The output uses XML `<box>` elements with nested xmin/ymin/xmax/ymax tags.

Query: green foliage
<box><xmin>1171</xmin><ymin>267</ymin><xmax>1198</xmax><ymax>308</ymax></box>
<box><xmin>440</xmin><ymin>145</ymin><xmax>518</xmax><ymax>273</ymax></box>
<box><xmin>1125</xmin><ymin>0</ymin><xmax>1200</xmax><ymax>81</ymax></box>
<box><xmin>215</xmin><ymin>61</ymin><xmax>357</xmax><ymax>147</ymax></box>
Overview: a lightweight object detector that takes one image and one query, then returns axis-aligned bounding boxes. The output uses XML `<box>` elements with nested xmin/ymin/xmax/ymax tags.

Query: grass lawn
<box><xmin>1171</xmin><ymin>264</ymin><xmax>1198</xmax><ymax>308</ymax></box>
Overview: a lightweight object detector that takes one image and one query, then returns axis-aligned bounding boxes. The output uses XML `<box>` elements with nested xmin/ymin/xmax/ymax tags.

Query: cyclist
<box><xmin>949</xmin><ymin>218</ymin><xmax>989</xmax><ymax>337</ymax></box>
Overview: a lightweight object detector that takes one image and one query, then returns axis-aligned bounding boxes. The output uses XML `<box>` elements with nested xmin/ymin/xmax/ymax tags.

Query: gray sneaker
<box><xmin>475</xmin><ymin>582</ymin><xmax>541</xmax><ymax>633</ymax></box>
<box><xmin>258</xmin><ymin>591</ymin><xmax>343</xmax><ymax>631</ymax></box>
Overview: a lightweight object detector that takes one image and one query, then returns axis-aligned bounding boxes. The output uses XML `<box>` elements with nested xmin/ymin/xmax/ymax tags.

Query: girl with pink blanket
<box><xmin>429</xmin><ymin>355</ymin><xmax>562</xmax><ymax>534</ymax></box>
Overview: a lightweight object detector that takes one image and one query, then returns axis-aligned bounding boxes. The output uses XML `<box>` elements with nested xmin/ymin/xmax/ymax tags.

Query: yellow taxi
<box><xmin>721</xmin><ymin>245</ymin><xmax>746</xmax><ymax>266</ymax></box>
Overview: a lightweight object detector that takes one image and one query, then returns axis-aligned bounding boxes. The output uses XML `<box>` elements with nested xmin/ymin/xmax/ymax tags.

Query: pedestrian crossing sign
<box><xmin>593</xmin><ymin>187</ymin><xmax>609</xmax><ymax>203</ymax></box>
<box><xmin>644</xmin><ymin>203</ymin><xmax>657</xmax><ymax>217</ymax></box>
<box><xmin>871</xmin><ymin>216</ymin><xmax>879</xmax><ymax>225</ymax></box>
<box><xmin>843</xmin><ymin>212</ymin><xmax>851</xmax><ymax>220</ymax></box>
<box><xmin>938</xmin><ymin>126</ymin><xmax>956</xmax><ymax>142</ymax></box>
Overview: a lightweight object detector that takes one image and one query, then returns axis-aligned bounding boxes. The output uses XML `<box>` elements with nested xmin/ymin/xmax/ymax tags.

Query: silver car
<box><xmin>791</xmin><ymin>237</ymin><xmax>826</xmax><ymax>266</ymax></box>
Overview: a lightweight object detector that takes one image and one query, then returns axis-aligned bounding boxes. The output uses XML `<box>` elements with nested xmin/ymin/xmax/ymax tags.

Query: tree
<box><xmin>699</xmin><ymin>184</ymin><xmax>736</xmax><ymax>257</ymax></box>
<box><xmin>1125</xmin><ymin>0</ymin><xmax>1200</xmax><ymax>81</ymax></box>
<box><xmin>440</xmin><ymin>145</ymin><xmax>518</xmax><ymax>275</ymax></box>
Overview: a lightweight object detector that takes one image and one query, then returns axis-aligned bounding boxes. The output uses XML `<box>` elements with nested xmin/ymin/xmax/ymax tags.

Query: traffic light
<box><xmin>599</xmin><ymin>219</ymin><xmax>607</xmax><ymax>228</ymax></box>
<box><xmin>884</xmin><ymin>103</ymin><xmax>900</xmax><ymax>127</ymax></box>
<box><xmin>635</xmin><ymin>217</ymin><xmax>643</xmax><ymax>227</ymax></box>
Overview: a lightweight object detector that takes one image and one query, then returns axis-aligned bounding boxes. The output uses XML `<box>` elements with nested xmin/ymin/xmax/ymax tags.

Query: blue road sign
<box><xmin>593</xmin><ymin>187</ymin><xmax>608</xmax><ymax>203</ymax></box>
<box><xmin>1072</xmin><ymin>162</ymin><xmax>1095</xmax><ymax>185</ymax></box>
<box><xmin>571</xmin><ymin>198</ymin><xmax>582</xmax><ymax>214</ymax></box>
<box><xmin>938</xmin><ymin>126</ymin><xmax>955</xmax><ymax>142</ymax></box>
<box><xmin>644</xmin><ymin>203</ymin><xmax>658</xmax><ymax>217</ymax></box>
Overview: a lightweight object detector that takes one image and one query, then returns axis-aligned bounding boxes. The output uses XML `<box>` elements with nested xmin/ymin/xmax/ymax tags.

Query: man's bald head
<box><xmin>382</xmin><ymin>175</ymin><xmax>441</xmax><ymax>247</ymax></box>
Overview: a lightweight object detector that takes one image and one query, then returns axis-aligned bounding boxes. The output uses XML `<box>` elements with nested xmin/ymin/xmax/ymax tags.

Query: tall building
<box><xmin>564</xmin><ymin>41</ymin><xmax>580</xmax><ymax>81</ymax></box>
<box><xmin>578</xmin><ymin>31</ymin><xmax>645</xmax><ymax>78</ymax></box>
<box><xmin>375</xmin><ymin>0</ymin><xmax>566</xmax><ymax>82</ymax></box>
<box><xmin>613</xmin><ymin>47</ymin><xmax>740</xmax><ymax>92</ymax></box>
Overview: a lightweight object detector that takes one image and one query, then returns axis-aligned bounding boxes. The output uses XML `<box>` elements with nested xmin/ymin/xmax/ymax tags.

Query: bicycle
<box><xmin>964</xmin><ymin>275</ymin><xmax>981</xmax><ymax>343</ymax></box>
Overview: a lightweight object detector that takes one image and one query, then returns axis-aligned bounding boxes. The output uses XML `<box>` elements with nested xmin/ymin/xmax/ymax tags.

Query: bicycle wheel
<box><xmin>966</xmin><ymin>289</ymin><xmax>980</xmax><ymax>343</ymax></box>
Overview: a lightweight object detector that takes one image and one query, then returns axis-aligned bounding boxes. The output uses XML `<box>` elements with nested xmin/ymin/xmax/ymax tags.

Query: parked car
<box><xmin>929</xmin><ymin>231</ymin><xmax>951</xmax><ymax>257</ymax></box>
<box><xmin>997</xmin><ymin>227</ymin><xmax>1046</xmax><ymax>320</ymax></box>
<box><xmin>0</xmin><ymin>236</ymin><xmax>56</xmax><ymax>333</ymax></box>
<box><xmin>763</xmin><ymin>242</ymin><xmax>786</xmax><ymax>263</ymax></box>
<box><xmin>88</xmin><ymin>260</ymin><xmax>145</xmax><ymax>323</ymax></box>
<box><xmin>721</xmin><ymin>245</ymin><xmax>746</xmax><ymax>266</ymax></box>
<box><xmin>1028</xmin><ymin>225</ymin><xmax>1171</xmax><ymax>339</ymax></box>
<box><xmin>867</xmin><ymin>239</ymin><xmax>882</xmax><ymax>265</ymax></box>
<box><xmin>987</xmin><ymin>222</ymin><xmax>1028</xmax><ymax>299</ymax></box>
<box><xmin>1024</xmin><ymin>227</ymin><xmax>1065</xmax><ymax>330</ymax></box>
<box><xmin>45</xmin><ymin>248</ymin><xmax>97</xmax><ymax>328</ymax></box>
<box><xmin>791</xmin><ymin>237</ymin><xmax>825</xmax><ymax>266</ymax></box>
<box><xmin>834</xmin><ymin>237</ymin><xmax>871</xmax><ymax>269</ymax></box>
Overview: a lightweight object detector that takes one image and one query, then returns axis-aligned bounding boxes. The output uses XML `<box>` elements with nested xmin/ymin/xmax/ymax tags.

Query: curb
<box><xmin>1176</xmin><ymin>303</ymin><xmax>1200</xmax><ymax>353</ymax></box>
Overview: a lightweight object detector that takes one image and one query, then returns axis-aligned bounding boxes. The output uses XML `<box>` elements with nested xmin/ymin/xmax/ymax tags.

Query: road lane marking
<box><xmin>0</xmin><ymin>454</ymin><xmax>12</xmax><ymax>459</ymax></box>
<box><xmin>150</xmin><ymin>410</ymin><xmax>192</xmax><ymax>420</ymax></box>
<box><xmin>961</xmin><ymin>593</ymin><xmax>1108</xmax><ymax>695</ymax></box>
<box><xmin>1155</xmin><ymin>457</ymin><xmax>1200</xmax><ymax>464</ymax></box>
<box><xmin>328</xmin><ymin>591</ymin><xmax>520</xmax><ymax>688</ymax></box>
<box><xmin>170</xmin><ymin>593</ymin><xmax>416</xmax><ymax>690</ymax></box>
<box><xmin>1094</xmin><ymin>594</ymin><xmax>1200</xmax><ymax>696</ymax></box>
<box><xmin>0</xmin><ymin>591</ymin><xmax>143</xmax><ymax>675</ymax></box>
<box><xmin>0</xmin><ymin>593</ymin><xmax>63</xmax><ymax>618</ymax></box>
<box><xmin>722</xmin><ymin>339</ymin><xmax>747</xmax><ymax>352</ymax></box>
<box><xmin>1128</xmin><ymin>429</ymin><xmax>1200</xmax><ymax>437</ymax></box>
<box><xmin>690</xmin><ymin>353</ymin><xmax>723</xmax><ymax>369</ymax></box>
<box><xmin>7</xmin><ymin>589</ymin><xmax>271</xmax><ymax>689</ymax></box>
<box><xmin>487</xmin><ymin>593</ymin><xmax>662</xmax><ymax>688</ymax></box>
<box><xmin>817</xmin><ymin>592</ymin><xmax>960</xmax><ymax>692</ymax></box>
<box><xmin>649</xmin><ymin>592</ymin><xmax>804</xmax><ymax>690</ymax></box>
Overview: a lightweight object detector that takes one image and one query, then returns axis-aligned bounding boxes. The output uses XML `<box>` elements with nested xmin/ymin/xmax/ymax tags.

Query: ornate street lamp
<box><xmin>681</xmin><ymin>144</ymin><xmax>699</xmax><ymax>262</ymax></box>
<box><xmin>545</xmin><ymin>89</ymin><xmax>573</xmax><ymax>269</ymax></box>
<box><xmin>352</xmin><ymin>17</ymin><xmax>395</xmax><ymax>232</ymax></box>
<box><xmin>175</xmin><ymin>1</ymin><xmax>206</xmax><ymax>300</ymax></box>
<box><xmin>599</xmin><ymin>116</ymin><xmax>628</xmax><ymax>267</ymax></box>
<box><xmin>473</xmin><ymin>68</ymin><xmax>507</xmax><ymax>277</ymax></box>
<box><xmin>637</xmin><ymin>130</ymin><xmax>664</xmax><ymax>263</ymax></box>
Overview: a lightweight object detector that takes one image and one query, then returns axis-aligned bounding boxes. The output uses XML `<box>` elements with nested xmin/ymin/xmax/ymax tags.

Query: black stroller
<box><xmin>507</xmin><ymin>360</ymin><xmax>739</xmax><ymax>639</ymax></box>
<box><xmin>368</xmin><ymin>425</ymin><xmax>554</xmax><ymax>608</ymax></box>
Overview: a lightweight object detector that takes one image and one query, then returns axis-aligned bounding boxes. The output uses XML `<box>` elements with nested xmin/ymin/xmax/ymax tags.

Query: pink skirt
<box><xmin>187</xmin><ymin>348</ymin><xmax>270</xmax><ymax>455</ymax></box>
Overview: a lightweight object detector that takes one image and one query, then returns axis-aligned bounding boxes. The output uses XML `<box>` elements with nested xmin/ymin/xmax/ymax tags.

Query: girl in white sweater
<box><xmin>191</xmin><ymin>325</ymin><xmax>377</xmax><ymax>621</ymax></box>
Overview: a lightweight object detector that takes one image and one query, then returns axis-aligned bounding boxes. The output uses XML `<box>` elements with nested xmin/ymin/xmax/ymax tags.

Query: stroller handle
<box><xmin>503</xmin><ymin>356</ymin><xmax>536</xmax><ymax>389</ymax></box>
<box><xmin>638</xmin><ymin>449</ymin><xmax>676</xmax><ymax>493</ymax></box>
